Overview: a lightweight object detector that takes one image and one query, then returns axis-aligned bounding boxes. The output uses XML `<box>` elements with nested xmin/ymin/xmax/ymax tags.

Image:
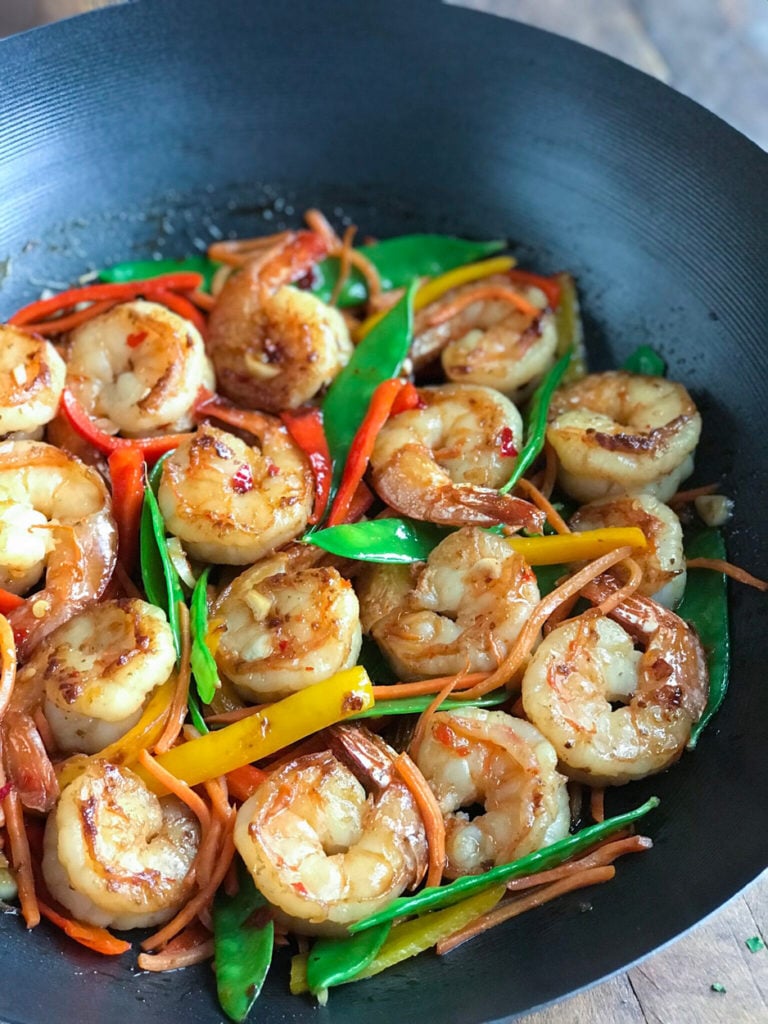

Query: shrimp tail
<box><xmin>326</xmin><ymin>723</ymin><xmax>396</xmax><ymax>791</ymax></box>
<box><xmin>2</xmin><ymin>712</ymin><xmax>60</xmax><ymax>813</ymax></box>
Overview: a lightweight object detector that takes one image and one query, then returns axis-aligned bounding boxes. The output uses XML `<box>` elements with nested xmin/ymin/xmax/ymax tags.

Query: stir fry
<box><xmin>1</xmin><ymin>210</ymin><xmax>765</xmax><ymax>1019</ymax></box>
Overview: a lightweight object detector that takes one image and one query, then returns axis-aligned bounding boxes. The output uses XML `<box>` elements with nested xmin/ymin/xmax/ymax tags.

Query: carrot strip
<box><xmin>137</xmin><ymin>937</ymin><xmax>214</xmax><ymax>971</ymax></box>
<box><xmin>425</xmin><ymin>284</ymin><xmax>539</xmax><ymax>327</ymax></box>
<box><xmin>668</xmin><ymin>482</ymin><xmax>719</xmax><ymax>507</ymax></box>
<box><xmin>408</xmin><ymin>673</ymin><xmax>462</xmax><ymax>761</ymax></box>
<box><xmin>371</xmin><ymin>671</ymin><xmax>490</xmax><ymax>703</ymax></box>
<box><xmin>303</xmin><ymin>209</ymin><xmax>342</xmax><ymax>249</ymax></box>
<box><xmin>192</xmin><ymin>814</ymin><xmax>224</xmax><ymax>893</ymax></box>
<box><xmin>347</xmin><ymin>249</ymin><xmax>383</xmax><ymax>309</ymax></box>
<box><xmin>539</xmin><ymin>441</ymin><xmax>559</xmax><ymax>499</ymax></box>
<box><xmin>208</xmin><ymin>231</ymin><xmax>293</xmax><ymax>263</ymax></box>
<box><xmin>515</xmin><ymin>478</ymin><xmax>570</xmax><ymax>536</ymax></box>
<box><xmin>0</xmin><ymin>588</ymin><xmax>25</xmax><ymax>616</ymax></box>
<box><xmin>2</xmin><ymin>789</ymin><xmax>39</xmax><ymax>927</ymax></box>
<box><xmin>204</xmin><ymin>705</ymin><xmax>264</xmax><ymax>725</ymax></box>
<box><xmin>505</xmin><ymin>835</ymin><xmax>652</xmax><ymax>894</ymax></box>
<box><xmin>686</xmin><ymin>558</ymin><xmax>768</xmax><ymax>591</ymax></box>
<box><xmin>507</xmin><ymin>268</ymin><xmax>562</xmax><ymax>310</ymax></box>
<box><xmin>37</xmin><ymin>899</ymin><xmax>131</xmax><ymax>955</ymax></box>
<box><xmin>153</xmin><ymin>602</ymin><xmax>192</xmax><ymax>754</ymax></box>
<box><xmin>395</xmin><ymin>752</ymin><xmax>446</xmax><ymax>889</ymax></box>
<box><xmin>148</xmin><ymin>289</ymin><xmax>207</xmax><ymax>334</ymax></box>
<box><xmin>225</xmin><ymin>764</ymin><xmax>268</xmax><ymax>802</ymax></box>
<box><xmin>329</xmin><ymin>224</ymin><xmax>357</xmax><ymax>306</ymax></box>
<box><xmin>436</xmin><ymin>866</ymin><xmax>615</xmax><ymax>954</ymax></box>
<box><xmin>9</xmin><ymin>273</ymin><xmax>204</xmax><ymax>326</ymax></box>
<box><xmin>590</xmin><ymin>788</ymin><xmax>605</xmax><ymax>824</ymax></box>
<box><xmin>189</xmin><ymin>290</ymin><xmax>216</xmax><ymax>312</ymax></box>
<box><xmin>18</xmin><ymin>299</ymin><xmax>118</xmax><ymax>336</ymax></box>
<box><xmin>137</xmin><ymin>748</ymin><xmax>211</xmax><ymax>833</ymax></box>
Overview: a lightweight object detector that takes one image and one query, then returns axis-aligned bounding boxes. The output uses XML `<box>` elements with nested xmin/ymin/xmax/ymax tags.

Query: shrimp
<box><xmin>42</xmin><ymin>761</ymin><xmax>200</xmax><ymax>930</ymax></box>
<box><xmin>413</xmin><ymin>707</ymin><xmax>570</xmax><ymax>878</ymax></box>
<box><xmin>233</xmin><ymin>724</ymin><xmax>427</xmax><ymax>934</ymax></box>
<box><xmin>369</xmin><ymin>384</ymin><xmax>544</xmax><ymax>530</ymax></box>
<box><xmin>521</xmin><ymin>592</ymin><xmax>709</xmax><ymax>786</ymax></box>
<box><xmin>412</xmin><ymin>274</ymin><xmax>558</xmax><ymax>399</ymax></box>
<box><xmin>157</xmin><ymin>421</ymin><xmax>313</xmax><ymax>564</ymax></box>
<box><xmin>0</xmin><ymin>327</ymin><xmax>66</xmax><ymax>438</ymax></box>
<box><xmin>64</xmin><ymin>299</ymin><xmax>214</xmax><ymax>435</ymax></box>
<box><xmin>12</xmin><ymin>599</ymin><xmax>176</xmax><ymax>755</ymax></box>
<box><xmin>0</xmin><ymin>441</ymin><xmax>117</xmax><ymax>658</ymax></box>
<box><xmin>356</xmin><ymin>527</ymin><xmax>541</xmax><ymax>681</ymax></box>
<box><xmin>207</xmin><ymin>231</ymin><xmax>354</xmax><ymax>411</ymax></box>
<box><xmin>547</xmin><ymin>371</ymin><xmax>702</xmax><ymax>502</ymax></box>
<box><xmin>570</xmin><ymin>493</ymin><xmax>686</xmax><ymax>608</ymax></box>
<box><xmin>212</xmin><ymin>555</ymin><xmax>362</xmax><ymax>702</ymax></box>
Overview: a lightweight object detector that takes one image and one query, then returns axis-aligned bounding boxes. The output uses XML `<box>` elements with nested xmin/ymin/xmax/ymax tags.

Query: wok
<box><xmin>0</xmin><ymin>2</ymin><xmax>766</xmax><ymax>1022</ymax></box>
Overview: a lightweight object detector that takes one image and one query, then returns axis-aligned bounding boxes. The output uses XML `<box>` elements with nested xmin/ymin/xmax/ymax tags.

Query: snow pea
<box><xmin>622</xmin><ymin>344</ymin><xmax>666</xmax><ymax>376</ymax></box>
<box><xmin>306</xmin><ymin>922</ymin><xmax>391</xmax><ymax>995</ymax></box>
<box><xmin>189</xmin><ymin>566</ymin><xmax>219</xmax><ymax>704</ymax></box>
<box><xmin>213</xmin><ymin>865</ymin><xmax>274</xmax><ymax>1022</ymax></box>
<box><xmin>312</xmin><ymin>235</ymin><xmax>505</xmax><ymax>308</ymax></box>
<box><xmin>499</xmin><ymin>348</ymin><xmax>573</xmax><ymax>495</ymax></box>
<box><xmin>307</xmin><ymin>517</ymin><xmax>450</xmax><ymax>563</ymax></box>
<box><xmin>350</xmin><ymin>690</ymin><xmax>508</xmax><ymax>719</ymax></box>
<box><xmin>348</xmin><ymin>795</ymin><xmax>659</xmax><ymax>933</ymax></box>
<box><xmin>680</xmin><ymin>527</ymin><xmax>730</xmax><ymax>749</ymax></box>
<box><xmin>99</xmin><ymin>255</ymin><xmax>220</xmax><ymax>292</ymax></box>
<box><xmin>322</xmin><ymin>282</ymin><xmax>416</xmax><ymax>494</ymax></box>
<box><xmin>139</xmin><ymin>455</ymin><xmax>184</xmax><ymax>661</ymax></box>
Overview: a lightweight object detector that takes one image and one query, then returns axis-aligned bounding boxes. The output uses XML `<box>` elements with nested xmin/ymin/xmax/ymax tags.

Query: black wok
<box><xmin>0</xmin><ymin>2</ymin><xmax>766</xmax><ymax>1022</ymax></box>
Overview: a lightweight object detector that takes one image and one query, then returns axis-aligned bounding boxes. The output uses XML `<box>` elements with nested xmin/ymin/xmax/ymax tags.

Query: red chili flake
<box><xmin>499</xmin><ymin>426</ymin><xmax>519</xmax><ymax>458</ymax></box>
<box><xmin>433</xmin><ymin>722</ymin><xmax>471</xmax><ymax>756</ymax></box>
<box><xmin>0</xmin><ymin>781</ymin><xmax>13</xmax><ymax>801</ymax></box>
<box><xmin>292</xmin><ymin>881</ymin><xmax>309</xmax><ymax>896</ymax></box>
<box><xmin>126</xmin><ymin>330</ymin><xmax>148</xmax><ymax>348</ymax></box>
<box><xmin>231</xmin><ymin>463</ymin><xmax>254</xmax><ymax>494</ymax></box>
<box><xmin>278</xmin><ymin>639</ymin><xmax>289</xmax><ymax>653</ymax></box>
<box><xmin>267</xmin><ymin>463</ymin><xmax>280</xmax><ymax>477</ymax></box>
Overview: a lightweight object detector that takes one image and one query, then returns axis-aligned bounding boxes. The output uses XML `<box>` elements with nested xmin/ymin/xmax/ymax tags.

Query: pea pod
<box><xmin>100</xmin><ymin>255</ymin><xmax>220</xmax><ymax>292</ymax></box>
<box><xmin>348</xmin><ymin>796</ymin><xmax>659</xmax><ymax>933</ymax></box>
<box><xmin>189</xmin><ymin>566</ymin><xmax>219</xmax><ymax>704</ymax></box>
<box><xmin>680</xmin><ymin>528</ymin><xmax>730</xmax><ymax>749</ymax></box>
<box><xmin>307</xmin><ymin>517</ymin><xmax>450</xmax><ymax>563</ymax></box>
<box><xmin>312</xmin><ymin>235</ymin><xmax>505</xmax><ymax>308</ymax></box>
<box><xmin>306</xmin><ymin>922</ymin><xmax>391</xmax><ymax>995</ymax></box>
<box><xmin>213</xmin><ymin>864</ymin><xmax>274</xmax><ymax>1022</ymax></box>
<box><xmin>622</xmin><ymin>344</ymin><xmax>666</xmax><ymax>376</ymax></box>
<box><xmin>499</xmin><ymin>348</ymin><xmax>573</xmax><ymax>495</ymax></box>
<box><xmin>139</xmin><ymin>456</ymin><xmax>184</xmax><ymax>661</ymax></box>
<box><xmin>350</xmin><ymin>690</ymin><xmax>508</xmax><ymax>720</ymax></box>
<box><xmin>323</xmin><ymin>283</ymin><xmax>416</xmax><ymax>492</ymax></box>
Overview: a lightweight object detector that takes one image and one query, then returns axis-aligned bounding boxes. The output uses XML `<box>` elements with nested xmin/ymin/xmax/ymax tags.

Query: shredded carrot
<box><xmin>394</xmin><ymin>752</ymin><xmax>446</xmax><ymax>890</ymax></box>
<box><xmin>2</xmin><ymin>789</ymin><xmax>39</xmax><ymax>927</ymax></box>
<box><xmin>459</xmin><ymin>546</ymin><xmax>635</xmax><ymax>701</ymax></box>
<box><xmin>37</xmin><ymin>899</ymin><xmax>131</xmax><ymax>955</ymax></box>
<box><xmin>408</xmin><ymin>673</ymin><xmax>462</xmax><ymax>760</ymax></box>
<box><xmin>226</xmin><ymin>764</ymin><xmax>268</xmax><ymax>802</ymax></box>
<box><xmin>210</xmin><ymin>264</ymin><xmax>234</xmax><ymax>295</ymax></box>
<box><xmin>505</xmin><ymin>835</ymin><xmax>652</xmax><ymax>896</ymax></box>
<box><xmin>347</xmin><ymin>249</ymin><xmax>383</xmax><ymax>310</ymax></box>
<box><xmin>425</xmin><ymin>284</ymin><xmax>539</xmax><ymax>328</ymax></box>
<box><xmin>436</xmin><ymin>866</ymin><xmax>616</xmax><ymax>954</ymax></box>
<box><xmin>303</xmin><ymin>209</ymin><xmax>342</xmax><ymax>249</ymax></box>
<box><xmin>668</xmin><ymin>482</ymin><xmax>719</xmax><ymax>507</ymax></box>
<box><xmin>204</xmin><ymin>703</ymin><xmax>269</xmax><ymax>726</ymax></box>
<box><xmin>686</xmin><ymin>558</ymin><xmax>768</xmax><ymax>591</ymax></box>
<box><xmin>515</xmin><ymin>477</ymin><xmax>571</xmax><ymax>535</ymax></box>
<box><xmin>188</xmin><ymin>289</ymin><xmax>216</xmax><ymax>312</ymax></box>
<box><xmin>0</xmin><ymin>614</ymin><xmax>17</xmax><ymax>721</ymax></box>
<box><xmin>138</xmin><ymin>937</ymin><xmax>214</xmax><ymax>972</ymax></box>
<box><xmin>137</xmin><ymin>749</ymin><xmax>211</xmax><ymax>833</ymax></box>
<box><xmin>204</xmin><ymin>777</ymin><xmax>233</xmax><ymax>824</ymax></box>
<box><xmin>371</xmin><ymin>671</ymin><xmax>490</xmax><ymax>703</ymax></box>
<box><xmin>329</xmin><ymin>224</ymin><xmax>357</xmax><ymax>306</ymax></box>
<box><xmin>539</xmin><ymin>441</ymin><xmax>559</xmax><ymax>499</ymax></box>
<box><xmin>18</xmin><ymin>299</ymin><xmax>118</xmax><ymax>336</ymax></box>
<box><xmin>590</xmin><ymin>788</ymin><xmax>605</xmax><ymax>824</ymax></box>
<box><xmin>192</xmin><ymin>813</ymin><xmax>224</xmax><ymax>894</ymax></box>
<box><xmin>153</xmin><ymin>602</ymin><xmax>192</xmax><ymax>754</ymax></box>
<box><xmin>141</xmin><ymin>829</ymin><xmax>236</xmax><ymax>952</ymax></box>
<box><xmin>208</xmin><ymin>231</ymin><xmax>293</xmax><ymax>267</ymax></box>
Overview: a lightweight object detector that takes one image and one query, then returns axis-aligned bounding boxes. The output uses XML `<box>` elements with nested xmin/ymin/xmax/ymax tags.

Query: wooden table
<box><xmin>452</xmin><ymin>2</ymin><xmax>768</xmax><ymax>1020</ymax></box>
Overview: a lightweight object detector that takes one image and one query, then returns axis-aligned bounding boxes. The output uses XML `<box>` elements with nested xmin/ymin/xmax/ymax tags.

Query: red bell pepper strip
<box><xmin>279</xmin><ymin>408</ymin><xmax>332</xmax><ymax>524</ymax></box>
<box><xmin>60</xmin><ymin>388</ymin><xmax>193</xmax><ymax>464</ymax></box>
<box><xmin>326</xmin><ymin>378</ymin><xmax>408</xmax><ymax>527</ymax></box>
<box><xmin>507</xmin><ymin>268</ymin><xmax>562</xmax><ymax>310</ymax></box>
<box><xmin>0</xmin><ymin>588</ymin><xmax>25</xmax><ymax>615</ymax></box>
<box><xmin>8</xmin><ymin>272</ymin><xmax>205</xmax><ymax>326</ymax></box>
<box><xmin>108</xmin><ymin>448</ymin><xmax>146</xmax><ymax>574</ymax></box>
<box><xmin>194</xmin><ymin>388</ymin><xmax>274</xmax><ymax>438</ymax></box>
<box><xmin>389</xmin><ymin>381</ymin><xmax>423</xmax><ymax>416</ymax></box>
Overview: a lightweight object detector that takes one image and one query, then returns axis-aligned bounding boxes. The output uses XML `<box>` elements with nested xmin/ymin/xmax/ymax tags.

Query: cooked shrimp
<box><xmin>369</xmin><ymin>384</ymin><xmax>544</xmax><ymax>530</ymax></box>
<box><xmin>233</xmin><ymin>725</ymin><xmax>427</xmax><ymax>934</ymax></box>
<box><xmin>413</xmin><ymin>707</ymin><xmax>569</xmax><ymax>878</ymax></box>
<box><xmin>64</xmin><ymin>299</ymin><xmax>214</xmax><ymax>435</ymax></box>
<box><xmin>0</xmin><ymin>328</ymin><xmax>66</xmax><ymax>438</ymax></box>
<box><xmin>207</xmin><ymin>231</ymin><xmax>353</xmax><ymax>410</ymax></box>
<box><xmin>158</xmin><ymin>422</ymin><xmax>313</xmax><ymax>564</ymax></box>
<box><xmin>212</xmin><ymin>556</ymin><xmax>362</xmax><ymax>702</ymax></box>
<box><xmin>42</xmin><ymin>760</ymin><xmax>199</xmax><ymax>930</ymax></box>
<box><xmin>412</xmin><ymin>274</ymin><xmax>558</xmax><ymax>399</ymax></box>
<box><xmin>547</xmin><ymin>371</ymin><xmax>702</xmax><ymax>502</ymax></box>
<box><xmin>570</xmin><ymin>493</ymin><xmax>686</xmax><ymax>608</ymax></box>
<box><xmin>356</xmin><ymin>527</ymin><xmax>540</xmax><ymax>681</ymax></box>
<box><xmin>522</xmin><ymin>592</ymin><xmax>709</xmax><ymax>786</ymax></box>
<box><xmin>0</xmin><ymin>441</ymin><xmax>117</xmax><ymax>657</ymax></box>
<box><xmin>12</xmin><ymin>599</ymin><xmax>176</xmax><ymax>755</ymax></box>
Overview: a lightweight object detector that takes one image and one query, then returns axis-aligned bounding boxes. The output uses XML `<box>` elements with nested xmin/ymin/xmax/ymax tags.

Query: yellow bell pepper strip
<box><xmin>290</xmin><ymin>885</ymin><xmax>506</xmax><ymax>996</ymax></box>
<box><xmin>356</xmin><ymin>255</ymin><xmax>516</xmax><ymax>341</ymax></box>
<box><xmin>56</xmin><ymin>676</ymin><xmax>176</xmax><ymax>789</ymax></box>
<box><xmin>348</xmin><ymin>796</ymin><xmax>659</xmax><ymax>934</ymax></box>
<box><xmin>138</xmin><ymin>667</ymin><xmax>374</xmax><ymax>790</ymax></box>
<box><xmin>507</xmin><ymin>527</ymin><xmax>647</xmax><ymax>565</ymax></box>
<box><xmin>554</xmin><ymin>273</ymin><xmax>587</xmax><ymax>384</ymax></box>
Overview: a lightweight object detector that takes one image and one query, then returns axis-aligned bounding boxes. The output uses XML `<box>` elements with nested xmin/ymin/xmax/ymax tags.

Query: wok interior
<box><xmin>0</xmin><ymin>2</ymin><xmax>766</xmax><ymax>1022</ymax></box>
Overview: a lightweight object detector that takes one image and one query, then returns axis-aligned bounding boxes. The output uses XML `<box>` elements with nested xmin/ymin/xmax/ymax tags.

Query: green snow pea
<box><xmin>622</xmin><ymin>344</ymin><xmax>666</xmax><ymax>376</ymax></box>
<box><xmin>213</xmin><ymin>865</ymin><xmax>274</xmax><ymax>1022</ymax></box>
<box><xmin>307</xmin><ymin>517</ymin><xmax>450</xmax><ymax>563</ymax></box>
<box><xmin>306</xmin><ymin>922</ymin><xmax>392</xmax><ymax>995</ymax></box>
<box><xmin>189</xmin><ymin>566</ymin><xmax>219</xmax><ymax>704</ymax></box>
<box><xmin>99</xmin><ymin>255</ymin><xmax>220</xmax><ymax>292</ymax></box>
